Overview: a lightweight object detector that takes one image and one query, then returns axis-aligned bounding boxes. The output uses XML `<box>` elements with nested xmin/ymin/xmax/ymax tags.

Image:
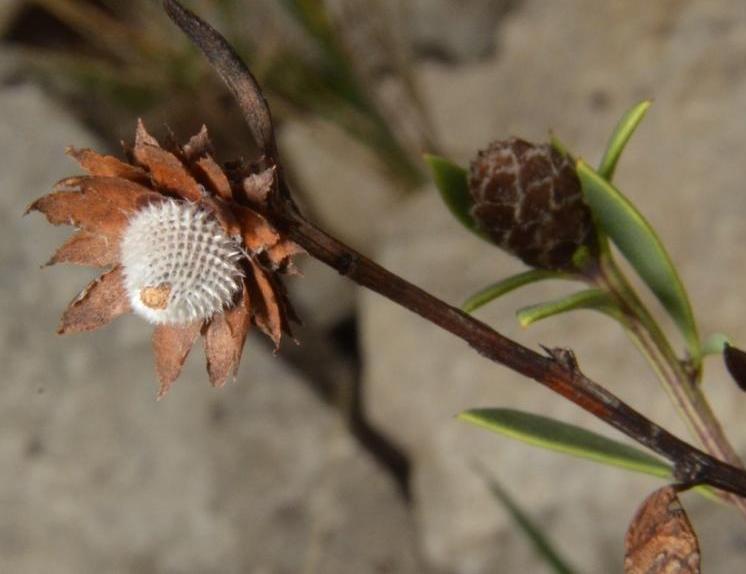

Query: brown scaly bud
<box><xmin>468</xmin><ymin>137</ymin><xmax>596</xmax><ymax>271</ymax></box>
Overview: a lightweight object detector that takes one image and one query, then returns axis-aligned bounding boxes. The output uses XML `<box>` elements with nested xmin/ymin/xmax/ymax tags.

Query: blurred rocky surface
<box><xmin>0</xmin><ymin>82</ymin><xmax>423</xmax><ymax>573</ymax></box>
<box><xmin>362</xmin><ymin>0</ymin><xmax>746</xmax><ymax>572</ymax></box>
<box><xmin>405</xmin><ymin>0</ymin><xmax>515</xmax><ymax>63</ymax></box>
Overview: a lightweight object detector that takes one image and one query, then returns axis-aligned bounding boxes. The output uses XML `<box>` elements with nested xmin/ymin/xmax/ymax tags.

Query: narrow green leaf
<box><xmin>460</xmin><ymin>408</ymin><xmax>672</xmax><ymax>478</ymax></box>
<box><xmin>516</xmin><ymin>288</ymin><xmax>619</xmax><ymax>327</ymax></box>
<box><xmin>577</xmin><ymin>161</ymin><xmax>701</xmax><ymax>364</ymax></box>
<box><xmin>462</xmin><ymin>410</ymin><xmax>718</xmax><ymax>502</ymax></box>
<box><xmin>463</xmin><ymin>270</ymin><xmax>570</xmax><ymax>313</ymax></box>
<box><xmin>424</xmin><ymin>154</ymin><xmax>484</xmax><ymax>237</ymax></box>
<box><xmin>475</xmin><ymin>466</ymin><xmax>578</xmax><ymax>574</ymax></box>
<box><xmin>598</xmin><ymin>100</ymin><xmax>652</xmax><ymax>181</ymax></box>
<box><xmin>702</xmin><ymin>333</ymin><xmax>731</xmax><ymax>356</ymax></box>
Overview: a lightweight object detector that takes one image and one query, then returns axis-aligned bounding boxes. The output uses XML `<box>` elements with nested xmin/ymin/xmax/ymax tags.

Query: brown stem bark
<box><xmin>277</xmin><ymin>210</ymin><xmax>746</xmax><ymax>498</ymax></box>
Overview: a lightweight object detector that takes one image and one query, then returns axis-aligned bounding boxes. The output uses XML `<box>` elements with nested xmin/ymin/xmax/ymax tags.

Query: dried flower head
<box><xmin>469</xmin><ymin>137</ymin><xmax>596</xmax><ymax>271</ymax></box>
<box><xmin>28</xmin><ymin>121</ymin><xmax>303</xmax><ymax>397</ymax></box>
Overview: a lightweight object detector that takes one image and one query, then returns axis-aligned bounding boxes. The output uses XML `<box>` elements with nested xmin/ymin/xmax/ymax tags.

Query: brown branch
<box><xmin>277</xmin><ymin>212</ymin><xmax>746</xmax><ymax>497</ymax></box>
<box><xmin>162</xmin><ymin>0</ymin><xmax>746</xmax><ymax>499</ymax></box>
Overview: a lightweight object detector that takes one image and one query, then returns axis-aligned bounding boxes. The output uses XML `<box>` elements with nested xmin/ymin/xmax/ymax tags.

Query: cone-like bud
<box><xmin>469</xmin><ymin>138</ymin><xmax>596</xmax><ymax>271</ymax></box>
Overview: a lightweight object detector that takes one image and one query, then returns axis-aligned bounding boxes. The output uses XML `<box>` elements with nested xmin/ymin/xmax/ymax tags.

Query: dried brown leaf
<box><xmin>66</xmin><ymin>147</ymin><xmax>149</xmax><ymax>184</ymax></box>
<box><xmin>182</xmin><ymin>125</ymin><xmax>213</xmax><ymax>160</ymax></box>
<box><xmin>624</xmin><ymin>486</ymin><xmax>700</xmax><ymax>574</ymax></box>
<box><xmin>242</xmin><ymin>167</ymin><xmax>275</xmax><ymax>205</ymax></box>
<box><xmin>248</xmin><ymin>260</ymin><xmax>283</xmax><ymax>347</ymax></box>
<box><xmin>28</xmin><ymin>176</ymin><xmax>161</xmax><ymax>240</ymax></box>
<box><xmin>58</xmin><ymin>266</ymin><xmax>131</xmax><ymax>334</ymax></box>
<box><xmin>152</xmin><ymin>321</ymin><xmax>202</xmax><ymax>399</ymax></box>
<box><xmin>235</xmin><ymin>205</ymin><xmax>280</xmax><ymax>253</ymax></box>
<box><xmin>47</xmin><ymin>230</ymin><xmax>119</xmax><ymax>267</ymax></box>
<box><xmin>203</xmin><ymin>285</ymin><xmax>251</xmax><ymax>387</ymax></box>
<box><xmin>194</xmin><ymin>154</ymin><xmax>232</xmax><ymax>200</ymax></box>
<box><xmin>135</xmin><ymin>118</ymin><xmax>160</xmax><ymax>148</ymax></box>
<box><xmin>133</xmin><ymin>142</ymin><xmax>203</xmax><ymax>202</ymax></box>
<box><xmin>266</xmin><ymin>240</ymin><xmax>305</xmax><ymax>271</ymax></box>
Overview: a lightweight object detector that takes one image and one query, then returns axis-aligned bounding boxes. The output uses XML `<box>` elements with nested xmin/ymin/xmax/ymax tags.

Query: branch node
<box><xmin>673</xmin><ymin>453</ymin><xmax>708</xmax><ymax>486</ymax></box>
<box><xmin>337</xmin><ymin>253</ymin><xmax>360</xmax><ymax>277</ymax></box>
<box><xmin>541</xmin><ymin>345</ymin><xmax>580</xmax><ymax>374</ymax></box>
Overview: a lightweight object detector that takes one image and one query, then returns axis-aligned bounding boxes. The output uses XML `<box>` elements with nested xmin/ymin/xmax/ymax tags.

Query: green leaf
<box><xmin>702</xmin><ymin>333</ymin><xmax>731</xmax><ymax>356</ymax></box>
<box><xmin>463</xmin><ymin>270</ymin><xmax>570</xmax><ymax>313</ymax></box>
<box><xmin>476</xmin><ymin>466</ymin><xmax>578</xmax><ymax>574</ymax></box>
<box><xmin>598</xmin><ymin>100</ymin><xmax>652</xmax><ymax>181</ymax></box>
<box><xmin>424</xmin><ymin>154</ymin><xmax>484</xmax><ymax>237</ymax></box>
<box><xmin>516</xmin><ymin>288</ymin><xmax>620</xmax><ymax>327</ymax></box>
<box><xmin>459</xmin><ymin>408</ymin><xmax>672</xmax><ymax>478</ymax></box>
<box><xmin>577</xmin><ymin>161</ymin><xmax>701</xmax><ymax>363</ymax></box>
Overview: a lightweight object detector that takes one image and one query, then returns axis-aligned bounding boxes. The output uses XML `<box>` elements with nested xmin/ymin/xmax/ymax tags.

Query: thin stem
<box><xmin>598</xmin><ymin>253</ymin><xmax>746</xmax><ymax>515</ymax></box>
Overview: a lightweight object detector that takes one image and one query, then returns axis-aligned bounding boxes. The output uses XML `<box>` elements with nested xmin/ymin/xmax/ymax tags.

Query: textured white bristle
<box><xmin>120</xmin><ymin>200</ymin><xmax>244</xmax><ymax>325</ymax></box>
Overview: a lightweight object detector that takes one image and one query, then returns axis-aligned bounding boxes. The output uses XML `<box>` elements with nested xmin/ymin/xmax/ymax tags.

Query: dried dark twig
<box><xmin>163</xmin><ymin>0</ymin><xmax>276</xmax><ymax>160</ymax></box>
<box><xmin>162</xmin><ymin>0</ymin><xmax>746</xmax><ymax>499</ymax></box>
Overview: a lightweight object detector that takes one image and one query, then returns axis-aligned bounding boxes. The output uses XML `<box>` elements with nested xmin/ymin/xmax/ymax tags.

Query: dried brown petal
<box><xmin>152</xmin><ymin>321</ymin><xmax>202</xmax><ymax>398</ymax></box>
<box><xmin>29</xmin><ymin>176</ymin><xmax>161</xmax><ymax>240</ymax></box>
<box><xmin>135</xmin><ymin>118</ymin><xmax>160</xmax><ymax>148</ymax></box>
<box><xmin>242</xmin><ymin>167</ymin><xmax>275</xmax><ymax>205</ymax></box>
<box><xmin>182</xmin><ymin>125</ymin><xmax>212</xmax><ymax>161</ymax></box>
<box><xmin>66</xmin><ymin>147</ymin><xmax>149</xmax><ymax>184</ymax></box>
<box><xmin>58</xmin><ymin>266</ymin><xmax>131</xmax><ymax>334</ymax></box>
<box><xmin>248</xmin><ymin>260</ymin><xmax>283</xmax><ymax>347</ymax></box>
<box><xmin>266</xmin><ymin>240</ymin><xmax>305</xmax><ymax>271</ymax></box>
<box><xmin>624</xmin><ymin>486</ymin><xmax>700</xmax><ymax>574</ymax></box>
<box><xmin>133</xmin><ymin>141</ymin><xmax>203</xmax><ymax>202</ymax></box>
<box><xmin>194</xmin><ymin>155</ymin><xmax>232</xmax><ymax>200</ymax></box>
<box><xmin>47</xmin><ymin>230</ymin><xmax>119</xmax><ymax>268</ymax></box>
<box><xmin>235</xmin><ymin>205</ymin><xmax>280</xmax><ymax>253</ymax></box>
<box><xmin>203</xmin><ymin>285</ymin><xmax>252</xmax><ymax>387</ymax></box>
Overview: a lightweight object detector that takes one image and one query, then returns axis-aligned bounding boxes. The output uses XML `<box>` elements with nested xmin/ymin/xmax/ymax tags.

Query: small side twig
<box><xmin>163</xmin><ymin>0</ymin><xmax>746</xmax><ymax>500</ymax></box>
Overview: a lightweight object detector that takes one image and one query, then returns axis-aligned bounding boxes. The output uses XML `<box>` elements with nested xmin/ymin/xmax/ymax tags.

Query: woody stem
<box><xmin>276</xmin><ymin>209</ymin><xmax>746</xmax><ymax>498</ymax></box>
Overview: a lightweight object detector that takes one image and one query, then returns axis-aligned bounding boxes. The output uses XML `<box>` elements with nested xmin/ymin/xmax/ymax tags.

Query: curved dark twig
<box><xmin>163</xmin><ymin>0</ymin><xmax>277</xmax><ymax>159</ymax></box>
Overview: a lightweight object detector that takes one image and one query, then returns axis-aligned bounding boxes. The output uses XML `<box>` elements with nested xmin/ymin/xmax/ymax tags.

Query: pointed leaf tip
<box><xmin>599</xmin><ymin>100</ymin><xmax>652</xmax><ymax>181</ymax></box>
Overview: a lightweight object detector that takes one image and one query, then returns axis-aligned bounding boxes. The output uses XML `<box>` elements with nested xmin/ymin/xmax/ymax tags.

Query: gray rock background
<box><xmin>3</xmin><ymin>0</ymin><xmax>746</xmax><ymax>573</ymax></box>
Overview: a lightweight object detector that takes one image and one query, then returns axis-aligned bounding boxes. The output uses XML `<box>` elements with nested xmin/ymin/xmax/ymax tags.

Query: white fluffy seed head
<box><xmin>120</xmin><ymin>200</ymin><xmax>244</xmax><ymax>325</ymax></box>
